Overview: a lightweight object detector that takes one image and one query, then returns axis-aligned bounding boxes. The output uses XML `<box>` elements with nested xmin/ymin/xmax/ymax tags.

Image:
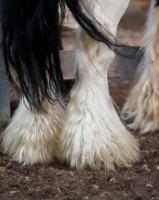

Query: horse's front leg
<box><xmin>59</xmin><ymin>0</ymin><xmax>139</xmax><ymax>171</ymax></box>
<box><xmin>122</xmin><ymin>0</ymin><xmax>159</xmax><ymax>133</ymax></box>
<box><xmin>2</xmin><ymin>99</ymin><xmax>64</xmax><ymax>165</ymax></box>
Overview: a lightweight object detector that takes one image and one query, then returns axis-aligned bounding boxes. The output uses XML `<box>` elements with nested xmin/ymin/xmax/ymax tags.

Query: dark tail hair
<box><xmin>155</xmin><ymin>0</ymin><xmax>159</xmax><ymax>7</ymax></box>
<box><xmin>0</xmin><ymin>0</ymin><xmax>138</xmax><ymax>111</ymax></box>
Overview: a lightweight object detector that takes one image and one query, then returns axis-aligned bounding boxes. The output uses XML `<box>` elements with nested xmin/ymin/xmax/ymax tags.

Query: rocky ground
<box><xmin>1</xmin><ymin>1</ymin><xmax>159</xmax><ymax>200</ymax></box>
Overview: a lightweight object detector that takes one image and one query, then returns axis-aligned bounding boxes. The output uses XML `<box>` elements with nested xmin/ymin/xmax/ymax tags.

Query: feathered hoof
<box><xmin>121</xmin><ymin>79</ymin><xmax>159</xmax><ymax>134</ymax></box>
<box><xmin>59</xmin><ymin>106</ymin><xmax>140</xmax><ymax>171</ymax></box>
<box><xmin>2</xmin><ymin>101</ymin><xmax>64</xmax><ymax>165</ymax></box>
<box><xmin>122</xmin><ymin>103</ymin><xmax>159</xmax><ymax>134</ymax></box>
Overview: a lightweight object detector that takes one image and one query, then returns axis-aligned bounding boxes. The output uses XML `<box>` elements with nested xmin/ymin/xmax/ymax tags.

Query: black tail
<box><xmin>155</xmin><ymin>0</ymin><xmax>159</xmax><ymax>7</ymax></box>
<box><xmin>0</xmin><ymin>0</ymin><xmax>138</xmax><ymax>111</ymax></box>
<box><xmin>0</xmin><ymin>0</ymin><xmax>65</xmax><ymax>110</ymax></box>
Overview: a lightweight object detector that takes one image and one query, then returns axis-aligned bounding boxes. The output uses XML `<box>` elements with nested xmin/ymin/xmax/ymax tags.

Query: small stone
<box><xmin>156</xmin><ymin>166</ymin><xmax>159</xmax><ymax>170</ymax></box>
<box><xmin>6</xmin><ymin>162</ymin><xmax>12</xmax><ymax>169</ymax></box>
<box><xmin>10</xmin><ymin>190</ymin><xmax>19</xmax><ymax>194</ymax></box>
<box><xmin>109</xmin><ymin>178</ymin><xmax>118</xmax><ymax>185</ymax></box>
<box><xmin>142</xmin><ymin>165</ymin><xmax>151</xmax><ymax>172</ymax></box>
<box><xmin>146</xmin><ymin>183</ymin><xmax>153</xmax><ymax>187</ymax></box>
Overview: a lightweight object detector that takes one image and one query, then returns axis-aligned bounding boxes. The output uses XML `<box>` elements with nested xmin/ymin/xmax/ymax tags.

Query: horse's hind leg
<box><xmin>2</xmin><ymin>99</ymin><xmax>64</xmax><ymax>165</ymax></box>
<box><xmin>59</xmin><ymin>0</ymin><xmax>139</xmax><ymax>171</ymax></box>
<box><xmin>122</xmin><ymin>0</ymin><xmax>159</xmax><ymax>134</ymax></box>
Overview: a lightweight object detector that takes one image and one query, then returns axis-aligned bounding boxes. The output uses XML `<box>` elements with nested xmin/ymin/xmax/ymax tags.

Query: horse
<box><xmin>122</xmin><ymin>0</ymin><xmax>159</xmax><ymax>134</ymax></box>
<box><xmin>0</xmin><ymin>0</ymin><xmax>140</xmax><ymax>171</ymax></box>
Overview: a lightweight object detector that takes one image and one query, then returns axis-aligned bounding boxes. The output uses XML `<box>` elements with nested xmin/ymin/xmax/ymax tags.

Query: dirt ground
<box><xmin>1</xmin><ymin>0</ymin><xmax>159</xmax><ymax>200</ymax></box>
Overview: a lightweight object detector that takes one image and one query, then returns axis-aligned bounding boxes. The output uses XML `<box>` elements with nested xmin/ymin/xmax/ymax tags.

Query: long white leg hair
<box><xmin>122</xmin><ymin>0</ymin><xmax>159</xmax><ymax>134</ymax></box>
<box><xmin>2</xmin><ymin>98</ymin><xmax>65</xmax><ymax>165</ymax></box>
<box><xmin>59</xmin><ymin>0</ymin><xmax>139</xmax><ymax>171</ymax></box>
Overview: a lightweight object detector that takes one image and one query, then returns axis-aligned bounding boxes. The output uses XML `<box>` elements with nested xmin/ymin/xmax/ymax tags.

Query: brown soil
<box><xmin>1</xmin><ymin>1</ymin><xmax>159</xmax><ymax>200</ymax></box>
<box><xmin>1</xmin><ymin>77</ymin><xmax>159</xmax><ymax>200</ymax></box>
<box><xmin>0</xmin><ymin>131</ymin><xmax>159</xmax><ymax>200</ymax></box>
